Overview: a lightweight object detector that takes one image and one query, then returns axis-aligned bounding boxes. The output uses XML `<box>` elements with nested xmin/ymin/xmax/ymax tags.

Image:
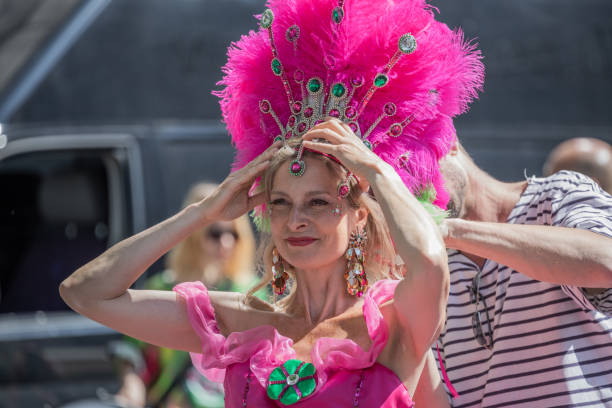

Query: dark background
<box><xmin>8</xmin><ymin>0</ymin><xmax>612</xmax><ymax>128</ymax></box>
<box><xmin>5</xmin><ymin>0</ymin><xmax>611</xmax><ymax>181</ymax></box>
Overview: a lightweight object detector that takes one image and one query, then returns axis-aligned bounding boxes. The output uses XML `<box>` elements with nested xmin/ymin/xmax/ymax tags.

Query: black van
<box><xmin>0</xmin><ymin>0</ymin><xmax>263</xmax><ymax>405</ymax></box>
<box><xmin>0</xmin><ymin>121</ymin><xmax>237</xmax><ymax>407</ymax></box>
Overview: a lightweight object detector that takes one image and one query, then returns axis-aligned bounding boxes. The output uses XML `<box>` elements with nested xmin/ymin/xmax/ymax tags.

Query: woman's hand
<box><xmin>302</xmin><ymin>119</ymin><xmax>390</xmax><ymax>189</ymax></box>
<box><xmin>59</xmin><ymin>141</ymin><xmax>282</xmax><ymax>353</ymax></box>
<box><xmin>200</xmin><ymin>141</ymin><xmax>281</xmax><ymax>222</ymax></box>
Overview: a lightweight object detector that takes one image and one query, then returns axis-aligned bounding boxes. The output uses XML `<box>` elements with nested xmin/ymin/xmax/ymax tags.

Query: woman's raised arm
<box><xmin>59</xmin><ymin>143</ymin><xmax>279</xmax><ymax>351</ymax></box>
<box><xmin>303</xmin><ymin>120</ymin><xmax>449</xmax><ymax>357</ymax></box>
<box><xmin>365</xmin><ymin>161</ymin><xmax>449</xmax><ymax>356</ymax></box>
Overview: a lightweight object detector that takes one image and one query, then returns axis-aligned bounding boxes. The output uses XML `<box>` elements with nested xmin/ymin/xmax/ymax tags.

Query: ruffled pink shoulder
<box><xmin>174</xmin><ymin>279</ymin><xmax>399</xmax><ymax>387</ymax></box>
<box><xmin>174</xmin><ymin>281</ymin><xmax>295</xmax><ymax>384</ymax></box>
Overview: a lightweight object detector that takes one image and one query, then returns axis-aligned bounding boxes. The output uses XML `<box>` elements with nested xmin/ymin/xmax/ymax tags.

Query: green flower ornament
<box><xmin>266</xmin><ymin>359</ymin><xmax>317</xmax><ymax>405</ymax></box>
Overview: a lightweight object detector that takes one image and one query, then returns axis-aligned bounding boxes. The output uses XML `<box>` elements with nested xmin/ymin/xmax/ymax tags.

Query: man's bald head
<box><xmin>543</xmin><ymin>138</ymin><xmax>612</xmax><ymax>193</ymax></box>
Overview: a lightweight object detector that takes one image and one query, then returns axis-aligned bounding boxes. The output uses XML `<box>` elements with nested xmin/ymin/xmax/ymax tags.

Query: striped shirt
<box><xmin>436</xmin><ymin>171</ymin><xmax>612</xmax><ymax>407</ymax></box>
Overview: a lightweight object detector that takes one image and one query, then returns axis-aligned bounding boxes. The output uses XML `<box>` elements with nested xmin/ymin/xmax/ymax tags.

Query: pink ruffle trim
<box><xmin>174</xmin><ymin>279</ymin><xmax>399</xmax><ymax>390</ymax></box>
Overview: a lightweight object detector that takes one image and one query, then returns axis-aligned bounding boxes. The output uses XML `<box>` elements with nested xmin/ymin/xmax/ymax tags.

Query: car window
<box><xmin>0</xmin><ymin>149</ymin><xmax>127</xmax><ymax>314</ymax></box>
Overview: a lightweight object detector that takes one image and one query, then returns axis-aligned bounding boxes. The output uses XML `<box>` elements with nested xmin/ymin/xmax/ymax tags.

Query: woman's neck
<box><xmin>289</xmin><ymin>259</ymin><xmax>360</xmax><ymax>327</ymax></box>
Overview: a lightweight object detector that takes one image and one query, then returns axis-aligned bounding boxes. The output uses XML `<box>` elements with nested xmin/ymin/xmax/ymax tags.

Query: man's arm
<box><xmin>442</xmin><ymin>219</ymin><xmax>612</xmax><ymax>288</ymax></box>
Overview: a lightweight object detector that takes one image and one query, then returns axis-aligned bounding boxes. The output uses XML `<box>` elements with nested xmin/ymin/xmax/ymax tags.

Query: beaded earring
<box><xmin>271</xmin><ymin>247</ymin><xmax>289</xmax><ymax>295</ymax></box>
<box><xmin>344</xmin><ymin>228</ymin><xmax>368</xmax><ymax>297</ymax></box>
<box><xmin>332</xmin><ymin>202</ymin><xmax>342</xmax><ymax>216</ymax></box>
<box><xmin>332</xmin><ymin>172</ymin><xmax>352</xmax><ymax>216</ymax></box>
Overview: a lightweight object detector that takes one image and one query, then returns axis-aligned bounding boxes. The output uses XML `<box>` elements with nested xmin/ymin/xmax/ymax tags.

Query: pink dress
<box><xmin>174</xmin><ymin>279</ymin><xmax>414</xmax><ymax>407</ymax></box>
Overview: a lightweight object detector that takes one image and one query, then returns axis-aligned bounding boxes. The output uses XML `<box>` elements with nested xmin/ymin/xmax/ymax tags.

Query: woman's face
<box><xmin>268</xmin><ymin>156</ymin><xmax>363</xmax><ymax>271</ymax></box>
<box><xmin>201</xmin><ymin>220</ymin><xmax>238</xmax><ymax>262</ymax></box>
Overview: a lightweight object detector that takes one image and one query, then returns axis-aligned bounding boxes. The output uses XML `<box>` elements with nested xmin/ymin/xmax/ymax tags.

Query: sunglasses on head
<box><xmin>206</xmin><ymin>226</ymin><xmax>239</xmax><ymax>241</ymax></box>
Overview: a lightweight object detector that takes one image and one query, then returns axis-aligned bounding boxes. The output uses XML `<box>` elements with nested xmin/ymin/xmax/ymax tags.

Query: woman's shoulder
<box><xmin>205</xmin><ymin>289</ymin><xmax>286</xmax><ymax>336</ymax></box>
<box><xmin>175</xmin><ymin>279</ymin><xmax>401</xmax><ymax>349</ymax></box>
<box><xmin>173</xmin><ymin>281</ymin><xmax>281</xmax><ymax>337</ymax></box>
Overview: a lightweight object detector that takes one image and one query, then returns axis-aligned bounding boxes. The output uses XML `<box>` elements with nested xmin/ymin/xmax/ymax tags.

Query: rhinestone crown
<box><xmin>258</xmin><ymin>6</ymin><xmax>419</xmax><ymax>151</ymax></box>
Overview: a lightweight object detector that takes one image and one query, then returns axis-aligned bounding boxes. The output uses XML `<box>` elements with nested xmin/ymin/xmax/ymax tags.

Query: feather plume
<box><xmin>214</xmin><ymin>0</ymin><xmax>484</xmax><ymax>210</ymax></box>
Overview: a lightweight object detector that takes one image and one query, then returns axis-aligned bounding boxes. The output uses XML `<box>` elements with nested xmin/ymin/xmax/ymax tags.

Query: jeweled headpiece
<box><xmin>216</xmin><ymin>0</ymin><xmax>484</xmax><ymax>209</ymax></box>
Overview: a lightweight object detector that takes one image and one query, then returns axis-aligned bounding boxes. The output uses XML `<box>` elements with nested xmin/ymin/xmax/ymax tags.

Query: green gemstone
<box><xmin>332</xmin><ymin>7</ymin><xmax>344</xmax><ymax>24</ymax></box>
<box><xmin>271</xmin><ymin>58</ymin><xmax>282</xmax><ymax>75</ymax></box>
<box><xmin>308</xmin><ymin>78</ymin><xmax>321</xmax><ymax>93</ymax></box>
<box><xmin>374</xmin><ymin>73</ymin><xmax>388</xmax><ymax>88</ymax></box>
<box><xmin>332</xmin><ymin>83</ymin><xmax>346</xmax><ymax>97</ymax></box>
<box><xmin>363</xmin><ymin>140</ymin><xmax>372</xmax><ymax>150</ymax></box>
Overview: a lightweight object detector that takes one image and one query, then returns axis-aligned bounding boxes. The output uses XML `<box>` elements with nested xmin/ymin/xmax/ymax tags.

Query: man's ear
<box><xmin>448</xmin><ymin>139</ymin><xmax>459</xmax><ymax>157</ymax></box>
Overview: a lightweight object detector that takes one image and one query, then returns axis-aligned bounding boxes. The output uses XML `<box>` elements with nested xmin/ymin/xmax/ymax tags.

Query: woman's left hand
<box><xmin>302</xmin><ymin>118</ymin><xmax>389</xmax><ymax>188</ymax></box>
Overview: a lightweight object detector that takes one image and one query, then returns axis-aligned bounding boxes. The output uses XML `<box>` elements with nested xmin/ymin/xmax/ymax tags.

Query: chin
<box><xmin>284</xmin><ymin>250</ymin><xmax>321</xmax><ymax>269</ymax></box>
<box><xmin>288</xmin><ymin>252</ymin><xmax>346</xmax><ymax>273</ymax></box>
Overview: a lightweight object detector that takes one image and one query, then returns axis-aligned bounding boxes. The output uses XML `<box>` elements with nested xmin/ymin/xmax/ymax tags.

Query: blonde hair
<box><xmin>246</xmin><ymin>141</ymin><xmax>399</xmax><ymax>307</ymax></box>
<box><xmin>166</xmin><ymin>182</ymin><xmax>256</xmax><ymax>286</ymax></box>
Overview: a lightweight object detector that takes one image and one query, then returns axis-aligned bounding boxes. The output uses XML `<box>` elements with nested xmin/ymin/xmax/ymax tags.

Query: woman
<box><xmin>62</xmin><ymin>132</ymin><xmax>448</xmax><ymax>407</ymax></box>
<box><xmin>61</xmin><ymin>0</ymin><xmax>483</xmax><ymax>405</ymax></box>
<box><xmin>113</xmin><ymin>182</ymin><xmax>258</xmax><ymax>408</ymax></box>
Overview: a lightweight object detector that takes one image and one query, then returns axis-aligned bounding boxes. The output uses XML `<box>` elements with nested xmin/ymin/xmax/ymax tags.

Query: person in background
<box><xmin>154</xmin><ymin>182</ymin><xmax>256</xmax><ymax>294</ymax></box>
<box><xmin>420</xmin><ymin>140</ymin><xmax>612</xmax><ymax>406</ymax></box>
<box><xmin>543</xmin><ymin>137</ymin><xmax>612</xmax><ymax>193</ymax></box>
<box><xmin>112</xmin><ymin>182</ymin><xmax>257</xmax><ymax>408</ymax></box>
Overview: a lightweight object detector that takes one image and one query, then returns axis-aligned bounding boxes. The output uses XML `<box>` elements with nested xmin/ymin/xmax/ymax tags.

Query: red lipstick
<box><xmin>286</xmin><ymin>237</ymin><xmax>317</xmax><ymax>247</ymax></box>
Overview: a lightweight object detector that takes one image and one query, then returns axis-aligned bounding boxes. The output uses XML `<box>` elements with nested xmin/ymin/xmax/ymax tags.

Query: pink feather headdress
<box><xmin>215</xmin><ymin>0</ymin><xmax>484</xmax><ymax>209</ymax></box>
